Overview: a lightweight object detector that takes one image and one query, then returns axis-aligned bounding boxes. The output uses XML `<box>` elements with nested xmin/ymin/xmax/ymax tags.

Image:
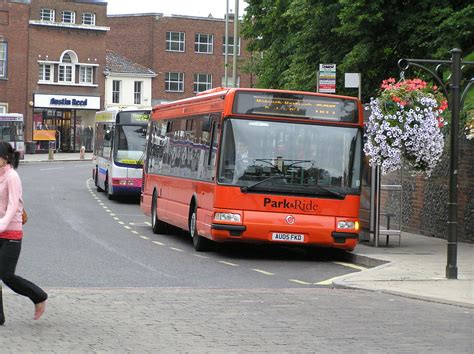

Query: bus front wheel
<box><xmin>95</xmin><ymin>169</ymin><xmax>103</xmax><ymax>192</ymax></box>
<box><xmin>189</xmin><ymin>207</ymin><xmax>211</xmax><ymax>252</ymax></box>
<box><xmin>151</xmin><ymin>192</ymin><xmax>167</xmax><ymax>234</ymax></box>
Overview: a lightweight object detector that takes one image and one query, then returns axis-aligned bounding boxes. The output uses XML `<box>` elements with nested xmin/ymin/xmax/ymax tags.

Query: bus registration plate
<box><xmin>272</xmin><ymin>233</ymin><xmax>305</xmax><ymax>243</ymax></box>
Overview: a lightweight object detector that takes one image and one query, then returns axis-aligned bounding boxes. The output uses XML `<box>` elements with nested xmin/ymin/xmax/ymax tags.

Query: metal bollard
<box><xmin>48</xmin><ymin>146</ymin><xmax>54</xmax><ymax>160</ymax></box>
<box><xmin>80</xmin><ymin>146</ymin><xmax>85</xmax><ymax>160</ymax></box>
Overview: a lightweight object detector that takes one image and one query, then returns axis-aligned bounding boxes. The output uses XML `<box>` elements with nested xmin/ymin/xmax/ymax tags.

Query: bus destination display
<box><xmin>117</xmin><ymin>111</ymin><xmax>150</xmax><ymax>124</ymax></box>
<box><xmin>233</xmin><ymin>91</ymin><xmax>358</xmax><ymax>122</ymax></box>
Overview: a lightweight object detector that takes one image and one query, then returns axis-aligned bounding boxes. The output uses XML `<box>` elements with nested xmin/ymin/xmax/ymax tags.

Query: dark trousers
<box><xmin>0</xmin><ymin>238</ymin><xmax>47</xmax><ymax>304</ymax></box>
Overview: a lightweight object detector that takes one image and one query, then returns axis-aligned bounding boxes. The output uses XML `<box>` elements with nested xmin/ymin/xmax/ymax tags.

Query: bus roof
<box><xmin>152</xmin><ymin>88</ymin><xmax>362</xmax><ymax>124</ymax></box>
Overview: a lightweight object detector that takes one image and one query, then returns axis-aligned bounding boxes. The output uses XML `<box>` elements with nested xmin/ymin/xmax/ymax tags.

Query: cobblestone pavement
<box><xmin>0</xmin><ymin>287</ymin><xmax>472</xmax><ymax>353</ymax></box>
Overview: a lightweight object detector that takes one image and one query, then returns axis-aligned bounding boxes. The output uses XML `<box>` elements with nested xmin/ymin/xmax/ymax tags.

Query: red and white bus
<box><xmin>141</xmin><ymin>88</ymin><xmax>363</xmax><ymax>251</ymax></box>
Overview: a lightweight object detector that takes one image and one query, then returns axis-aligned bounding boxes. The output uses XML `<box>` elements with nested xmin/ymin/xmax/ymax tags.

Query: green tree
<box><xmin>241</xmin><ymin>0</ymin><xmax>474</xmax><ymax>100</ymax></box>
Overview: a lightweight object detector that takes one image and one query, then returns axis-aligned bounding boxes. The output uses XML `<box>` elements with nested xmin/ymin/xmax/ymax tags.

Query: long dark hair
<box><xmin>0</xmin><ymin>141</ymin><xmax>20</xmax><ymax>169</ymax></box>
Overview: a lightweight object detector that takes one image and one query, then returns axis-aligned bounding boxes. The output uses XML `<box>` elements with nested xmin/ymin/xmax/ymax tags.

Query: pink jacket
<box><xmin>0</xmin><ymin>164</ymin><xmax>23</xmax><ymax>240</ymax></box>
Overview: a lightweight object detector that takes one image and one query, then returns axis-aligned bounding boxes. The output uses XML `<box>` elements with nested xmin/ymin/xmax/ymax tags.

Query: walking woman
<box><xmin>0</xmin><ymin>141</ymin><xmax>47</xmax><ymax>324</ymax></box>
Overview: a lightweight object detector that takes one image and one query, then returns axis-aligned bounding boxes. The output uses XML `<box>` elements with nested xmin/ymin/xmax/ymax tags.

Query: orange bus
<box><xmin>141</xmin><ymin>88</ymin><xmax>363</xmax><ymax>251</ymax></box>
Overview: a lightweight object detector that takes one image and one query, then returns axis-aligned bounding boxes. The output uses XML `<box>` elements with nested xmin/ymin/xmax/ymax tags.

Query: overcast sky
<box><xmin>106</xmin><ymin>0</ymin><xmax>247</xmax><ymax>19</ymax></box>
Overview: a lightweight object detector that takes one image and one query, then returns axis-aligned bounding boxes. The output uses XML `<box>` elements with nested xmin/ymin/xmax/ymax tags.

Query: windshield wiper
<box><xmin>310</xmin><ymin>185</ymin><xmax>346</xmax><ymax>199</ymax></box>
<box><xmin>240</xmin><ymin>175</ymin><xmax>286</xmax><ymax>193</ymax></box>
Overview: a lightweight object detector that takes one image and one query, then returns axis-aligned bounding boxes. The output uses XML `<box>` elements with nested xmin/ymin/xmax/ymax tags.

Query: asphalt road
<box><xmin>18</xmin><ymin>160</ymin><xmax>363</xmax><ymax>289</ymax></box>
<box><xmin>3</xmin><ymin>161</ymin><xmax>470</xmax><ymax>353</ymax></box>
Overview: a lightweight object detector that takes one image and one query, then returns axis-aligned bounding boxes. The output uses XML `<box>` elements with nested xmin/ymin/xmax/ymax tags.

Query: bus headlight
<box><xmin>214</xmin><ymin>212</ymin><xmax>241</xmax><ymax>223</ymax></box>
<box><xmin>336</xmin><ymin>220</ymin><xmax>359</xmax><ymax>231</ymax></box>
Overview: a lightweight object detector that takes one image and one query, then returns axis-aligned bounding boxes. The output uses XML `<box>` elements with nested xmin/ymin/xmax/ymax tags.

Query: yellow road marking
<box><xmin>315</xmin><ymin>275</ymin><xmax>345</xmax><ymax>285</ymax></box>
<box><xmin>218</xmin><ymin>261</ymin><xmax>239</xmax><ymax>267</ymax></box>
<box><xmin>333</xmin><ymin>261</ymin><xmax>367</xmax><ymax>271</ymax></box>
<box><xmin>252</xmin><ymin>269</ymin><xmax>274</xmax><ymax>276</ymax></box>
<box><xmin>289</xmin><ymin>279</ymin><xmax>311</xmax><ymax>285</ymax></box>
<box><xmin>152</xmin><ymin>241</ymin><xmax>165</xmax><ymax>246</ymax></box>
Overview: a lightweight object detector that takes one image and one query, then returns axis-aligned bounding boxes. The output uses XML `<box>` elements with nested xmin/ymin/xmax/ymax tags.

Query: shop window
<box><xmin>166</xmin><ymin>31</ymin><xmax>185</xmax><ymax>52</ymax></box>
<box><xmin>62</xmin><ymin>10</ymin><xmax>75</xmax><ymax>24</ymax></box>
<box><xmin>82</xmin><ymin>12</ymin><xmax>95</xmax><ymax>25</ymax></box>
<box><xmin>112</xmin><ymin>80</ymin><xmax>121</xmax><ymax>103</ymax></box>
<box><xmin>165</xmin><ymin>72</ymin><xmax>184</xmax><ymax>92</ymax></box>
<box><xmin>194</xmin><ymin>73</ymin><xmax>212</xmax><ymax>93</ymax></box>
<box><xmin>195</xmin><ymin>33</ymin><xmax>213</xmax><ymax>54</ymax></box>
<box><xmin>40</xmin><ymin>8</ymin><xmax>54</xmax><ymax>22</ymax></box>
<box><xmin>79</xmin><ymin>66</ymin><xmax>93</xmax><ymax>84</ymax></box>
<box><xmin>134</xmin><ymin>81</ymin><xmax>143</xmax><ymax>104</ymax></box>
<box><xmin>39</xmin><ymin>63</ymin><xmax>52</xmax><ymax>82</ymax></box>
<box><xmin>0</xmin><ymin>42</ymin><xmax>6</xmax><ymax>79</ymax></box>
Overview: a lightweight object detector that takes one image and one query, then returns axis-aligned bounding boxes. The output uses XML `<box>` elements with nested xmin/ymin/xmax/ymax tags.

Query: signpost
<box><xmin>318</xmin><ymin>64</ymin><xmax>336</xmax><ymax>93</ymax></box>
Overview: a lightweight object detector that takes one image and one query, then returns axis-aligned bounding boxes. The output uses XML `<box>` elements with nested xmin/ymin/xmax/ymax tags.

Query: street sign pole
<box><xmin>398</xmin><ymin>49</ymin><xmax>474</xmax><ymax>279</ymax></box>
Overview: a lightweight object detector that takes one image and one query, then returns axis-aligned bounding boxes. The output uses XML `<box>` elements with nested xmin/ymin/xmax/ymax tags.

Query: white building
<box><xmin>104</xmin><ymin>50</ymin><xmax>156</xmax><ymax>110</ymax></box>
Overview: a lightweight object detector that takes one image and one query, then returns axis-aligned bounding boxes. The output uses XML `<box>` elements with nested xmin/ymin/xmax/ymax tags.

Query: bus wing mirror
<box><xmin>104</xmin><ymin>130</ymin><xmax>111</xmax><ymax>140</ymax></box>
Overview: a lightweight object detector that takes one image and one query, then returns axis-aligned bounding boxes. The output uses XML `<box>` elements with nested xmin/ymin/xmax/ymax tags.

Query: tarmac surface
<box><xmin>19</xmin><ymin>151</ymin><xmax>474</xmax><ymax>309</ymax></box>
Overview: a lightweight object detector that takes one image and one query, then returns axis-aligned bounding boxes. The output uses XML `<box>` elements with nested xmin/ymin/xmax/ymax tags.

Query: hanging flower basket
<box><xmin>364</xmin><ymin>78</ymin><xmax>448</xmax><ymax>176</ymax></box>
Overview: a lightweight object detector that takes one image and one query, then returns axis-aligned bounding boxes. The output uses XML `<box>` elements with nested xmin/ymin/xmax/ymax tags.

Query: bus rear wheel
<box><xmin>189</xmin><ymin>207</ymin><xmax>211</xmax><ymax>252</ymax></box>
<box><xmin>151</xmin><ymin>192</ymin><xmax>167</xmax><ymax>234</ymax></box>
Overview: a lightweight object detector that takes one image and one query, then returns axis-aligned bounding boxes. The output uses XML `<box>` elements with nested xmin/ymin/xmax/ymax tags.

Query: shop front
<box><xmin>33</xmin><ymin>94</ymin><xmax>100</xmax><ymax>152</ymax></box>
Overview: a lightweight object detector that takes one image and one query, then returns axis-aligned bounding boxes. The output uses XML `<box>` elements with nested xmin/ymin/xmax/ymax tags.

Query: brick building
<box><xmin>27</xmin><ymin>0</ymin><xmax>108</xmax><ymax>152</ymax></box>
<box><xmin>106</xmin><ymin>13</ymin><xmax>253</xmax><ymax>105</ymax></box>
<box><xmin>0</xmin><ymin>0</ymin><xmax>29</xmax><ymax>115</ymax></box>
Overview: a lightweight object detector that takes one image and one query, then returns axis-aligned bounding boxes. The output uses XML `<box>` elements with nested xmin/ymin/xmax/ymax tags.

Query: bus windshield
<box><xmin>0</xmin><ymin>122</ymin><xmax>23</xmax><ymax>142</ymax></box>
<box><xmin>217</xmin><ymin>118</ymin><xmax>362</xmax><ymax>197</ymax></box>
<box><xmin>113</xmin><ymin>124</ymin><xmax>147</xmax><ymax>166</ymax></box>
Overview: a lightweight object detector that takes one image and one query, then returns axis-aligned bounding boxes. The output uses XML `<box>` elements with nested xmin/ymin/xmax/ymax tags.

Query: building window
<box><xmin>165</xmin><ymin>72</ymin><xmax>184</xmax><ymax>92</ymax></box>
<box><xmin>0</xmin><ymin>105</ymin><xmax>6</xmax><ymax>113</ymax></box>
<box><xmin>195</xmin><ymin>33</ymin><xmax>213</xmax><ymax>54</ymax></box>
<box><xmin>166</xmin><ymin>32</ymin><xmax>185</xmax><ymax>52</ymax></box>
<box><xmin>39</xmin><ymin>63</ymin><xmax>52</xmax><ymax>82</ymax></box>
<box><xmin>194</xmin><ymin>74</ymin><xmax>212</xmax><ymax>93</ymax></box>
<box><xmin>112</xmin><ymin>80</ymin><xmax>121</xmax><ymax>103</ymax></box>
<box><xmin>134</xmin><ymin>81</ymin><xmax>143</xmax><ymax>104</ymax></box>
<box><xmin>61</xmin><ymin>10</ymin><xmax>75</xmax><ymax>24</ymax></box>
<box><xmin>82</xmin><ymin>12</ymin><xmax>96</xmax><ymax>25</ymax></box>
<box><xmin>79</xmin><ymin>66</ymin><xmax>93</xmax><ymax>84</ymax></box>
<box><xmin>222</xmin><ymin>36</ymin><xmax>241</xmax><ymax>55</ymax></box>
<box><xmin>221</xmin><ymin>76</ymin><xmax>240</xmax><ymax>88</ymax></box>
<box><xmin>58</xmin><ymin>53</ymin><xmax>73</xmax><ymax>83</ymax></box>
<box><xmin>0</xmin><ymin>42</ymin><xmax>6</xmax><ymax>79</ymax></box>
<box><xmin>40</xmin><ymin>8</ymin><xmax>55</xmax><ymax>22</ymax></box>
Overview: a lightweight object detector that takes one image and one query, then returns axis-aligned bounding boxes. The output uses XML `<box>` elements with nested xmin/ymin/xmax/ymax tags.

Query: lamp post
<box><xmin>398</xmin><ymin>48</ymin><xmax>474</xmax><ymax>279</ymax></box>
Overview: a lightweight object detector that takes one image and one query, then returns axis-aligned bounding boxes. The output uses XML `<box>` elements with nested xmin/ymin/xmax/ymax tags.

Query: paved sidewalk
<box><xmin>20</xmin><ymin>152</ymin><xmax>474</xmax><ymax>308</ymax></box>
